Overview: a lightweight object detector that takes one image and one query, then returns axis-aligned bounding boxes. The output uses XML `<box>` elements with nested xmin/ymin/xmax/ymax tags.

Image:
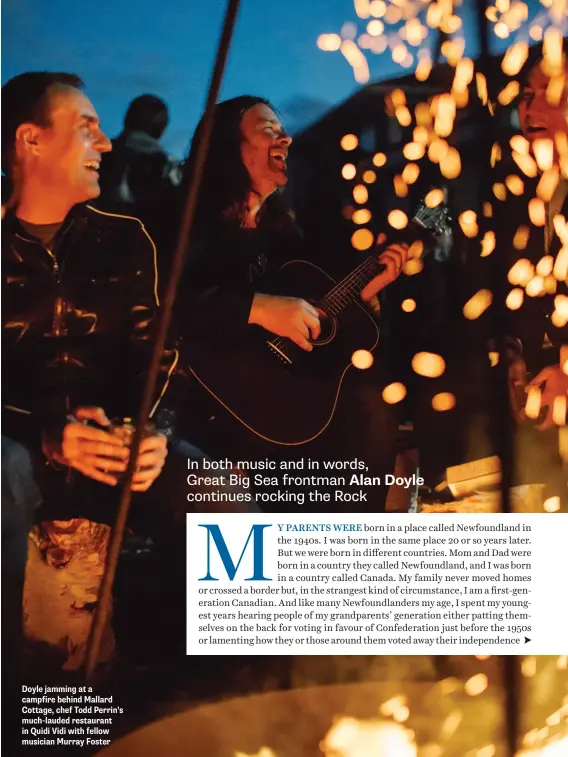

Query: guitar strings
<box><xmin>270</xmin><ymin>214</ymin><xmax>432</xmax><ymax>350</ymax></box>
<box><xmin>269</xmin><ymin>258</ymin><xmax>378</xmax><ymax>350</ymax></box>
<box><xmin>323</xmin><ymin>257</ymin><xmax>382</xmax><ymax>308</ymax></box>
<box><xmin>269</xmin><ymin>257</ymin><xmax>380</xmax><ymax>350</ymax></box>
<box><xmin>326</xmin><ymin>215</ymin><xmax>426</xmax><ymax>308</ymax></box>
<box><xmin>325</xmin><ymin>260</ymin><xmax>377</xmax><ymax>304</ymax></box>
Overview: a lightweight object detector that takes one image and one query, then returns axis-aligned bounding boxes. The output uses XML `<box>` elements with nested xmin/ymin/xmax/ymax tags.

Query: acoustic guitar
<box><xmin>187</xmin><ymin>200</ymin><xmax>449</xmax><ymax>445</ymax></box>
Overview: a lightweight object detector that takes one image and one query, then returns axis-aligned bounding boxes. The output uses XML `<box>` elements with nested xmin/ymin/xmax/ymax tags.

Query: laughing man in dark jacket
<box><xmin>1</xmin><ymin>73</ymin><xmax>232</xmax><ymax>697</ymax></box>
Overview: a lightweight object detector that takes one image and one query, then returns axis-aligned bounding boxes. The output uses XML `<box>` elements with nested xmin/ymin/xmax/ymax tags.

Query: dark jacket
<box><xmin>179</xmin><ymin>221</ymin><xmax>297</xmax><ymax>343</ymax></box>
<box><xmin>2</xmin><ymin>203</ymin><xmax>178</xmax><ymax>452</ymax></box>
<box><xmin>174</xmin><ymin>220</ymin><xmax>305</xmax><ymax>448</ymax></box>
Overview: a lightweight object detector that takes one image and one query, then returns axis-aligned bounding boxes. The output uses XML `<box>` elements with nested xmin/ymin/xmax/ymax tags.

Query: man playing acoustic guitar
<box><xmin>169</xmin><ymin>96</ymin><xmax>410</xmax><ymax>513</ymax></box>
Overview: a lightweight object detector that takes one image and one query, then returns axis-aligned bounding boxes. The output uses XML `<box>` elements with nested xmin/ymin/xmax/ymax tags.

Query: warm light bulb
<box><xmin>388</xmin><ymin>209</ymin><xmax>408</xmax><ymax>229</ymax></box>
<box><xmin>432</xmin><ymin>392</ymin><xmax>456</xmax><ymax>411</ymax></box>
<box><xmin>353</xmin><ymin>184</ymin><xmax>369</xmax><ymax>204</ymax></box>
<box><xmin>506</xmin><ymin>288</ymin><xmax>524</xmax><ymax>310</ymax></box>
<box><xmin>533</xmin><ymin>138</ymin><xmax>554</xmax><ymax>172</ymax></box>
<box><xmin>352</xmin><ymin>350</ymin><xmax>374</xmax><ymax>369</ymax></box>
<box><xmin>341</xmin><ymin>134</ymin><xmax>359</xmax><ymax>151</ymax></box>
<box><xmin>463</xmin><ymin>289</ymin><xmax>493</xmax><ymax>319</ymax></box>
<box><xmin>412</xmin><ymin>352</ymin><xmax>446</xmax><ymax>377</ymax></box>
<box><xmin>351</xmin><ymin>228</ymin><xmax>374</xmax><ymax>250</ymax></box>
<box><xmin>342</xmin><ymin>163</ymin><xmax>357</xmax><ymax>180</ymax></box>
<box><xmin>382</xmin><ymin>382</ymin><xmax>407</xmax><ymax>403</ymax></box>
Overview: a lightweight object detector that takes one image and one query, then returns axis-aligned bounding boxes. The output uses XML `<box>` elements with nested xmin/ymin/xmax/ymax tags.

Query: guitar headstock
<box><xmin>412</xmin><ymin>188</ymin><xmax>452</xmax><ymax>239</ymax></box>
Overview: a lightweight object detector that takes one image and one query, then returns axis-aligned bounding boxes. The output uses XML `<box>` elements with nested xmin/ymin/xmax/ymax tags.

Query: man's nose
<box><xmin>278</xmin><ymin>131</ymin><xmax>292</xmax><ymax>148</ymax></box>
<box><xmin>96</xmin><ymin>131</ymin><xmax>112</xmax><ymax>153</ymax></box>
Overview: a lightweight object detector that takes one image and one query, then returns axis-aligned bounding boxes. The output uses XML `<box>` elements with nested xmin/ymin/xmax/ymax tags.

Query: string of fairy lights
<box><xmin>227</xmin><ymin>14</ymin><xmax>568</xmax><ymax>757</ymax></box>
<box><xmin>316</xmin><ymin>1</ymin><xmax>568</xmax><ymax>497</ymax></box>
<box><xmin>317</xmin><ymin>1</ymin><xmax>567</xmax><ymax>81</ymax></box>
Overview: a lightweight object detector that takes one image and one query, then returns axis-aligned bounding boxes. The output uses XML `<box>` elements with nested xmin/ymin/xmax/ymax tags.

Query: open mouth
<box><xmin>269</xmin><ymin>149</ymin><xmax>288</xmax><ymax>168</ymax></box>
<box><xmin>526</xmin><ymin>125</ymin><xmax>548</xmax><ymax>134</ymax></box>
<box><xmin>84</xmin><ymin>160</ymin><xmax>101</xmax><ymax>173</ymax></box>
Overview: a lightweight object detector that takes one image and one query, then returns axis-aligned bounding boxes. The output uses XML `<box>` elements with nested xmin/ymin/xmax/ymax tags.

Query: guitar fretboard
<box><xmin>320</xmin><ymin>215</ymin><xmax>434</xmax><ymax>316</ymax></box>
<box><xmin>321</xmin><ymin>256</ymin><xmax>385</xmax><ymax>315</ymax></box>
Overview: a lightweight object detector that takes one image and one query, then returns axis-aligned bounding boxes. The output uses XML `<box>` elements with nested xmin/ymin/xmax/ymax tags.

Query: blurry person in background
<box><xmin>97</xmin><ymin>93</ymin><xmax>181</xmax><ymax>221</ymax></box>
<box><xmin>170</xmin><ymin>95</ymin><xmax>409</xmax><ymax>513</ymax></box>
<box><xmin>516</xmin><ymin>46</ymin><xmax>568</xmax><ymax>421</ymax></box>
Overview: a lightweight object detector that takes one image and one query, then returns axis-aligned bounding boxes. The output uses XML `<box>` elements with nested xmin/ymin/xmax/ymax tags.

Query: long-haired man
<box><xmin>172</xmin><ymin>96</ymin><xmax>410</xmax><ymax>512</ymax></box>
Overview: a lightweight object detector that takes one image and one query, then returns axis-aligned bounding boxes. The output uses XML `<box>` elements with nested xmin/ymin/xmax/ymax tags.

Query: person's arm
<box><xmin>248</xmin><ymin>293</ymin><xmax>320</xmax><ymax>351</ymax></box>
<box><xmin>123</xmin><ymin>221</ymin><xmax>175</xmax><ymax>489</ymax></box>
<box><xmin>181</xmin><ymin>239</ymin><xmax>321</xmax><ymax>351</ymax></box>
<box><xmin>42</xmin><ymin>407</ymin><xmax>129</xmax><ymax>486</ymax></box>
<box><xmin>181</xmin><ymin>241</ymin><xmax>258</xmax><ymax>338</ymax></box>
<box><xmin>128</xmin><ymin>218</ymin><xmax>184</xmax><ymax>411</ymax></box>
<box><xmin>360</xmin><ymin>242</ymin><xmax>410</xmax><ymax>302</ymax></box>
<box><xmin>36</xmin><ymin>221</ymin><xmax>170</xmax><ymax>490</ymax></box>
<box><xmin>526</xmin><ymin>361</ymin><xmax>568</xmax><ymax>430</ymax></box>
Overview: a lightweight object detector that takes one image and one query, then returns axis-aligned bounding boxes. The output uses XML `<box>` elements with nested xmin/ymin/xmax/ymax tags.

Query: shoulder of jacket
<box><xmin>84</xmin><ymin>203</ymin><xmax>146</xmax><ymax>229</ymax></box>
<box><xmin>84</xmin><ymin>204</ymin><xmax>156</xmax><ymax>243</ymax></box>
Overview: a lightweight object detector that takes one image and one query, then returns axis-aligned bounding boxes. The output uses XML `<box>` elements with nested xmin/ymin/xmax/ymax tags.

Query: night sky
<box><xmin>1</xmin><ymin>0</ymin><xmax>553</xmax><ymax>158</ymax></box>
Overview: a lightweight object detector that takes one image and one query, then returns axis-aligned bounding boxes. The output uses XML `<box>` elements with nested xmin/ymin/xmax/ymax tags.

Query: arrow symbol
<box><xmin>524</xmin><ymin>637</ymin><xmax>531</xmax><ymax>643</ymax></box>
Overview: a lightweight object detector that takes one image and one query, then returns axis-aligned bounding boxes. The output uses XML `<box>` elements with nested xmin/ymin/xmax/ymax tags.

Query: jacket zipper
<box><xmin>15</xmin><ymin>221</ymin><xmax>73</xmax><ymax>337</ymax></box>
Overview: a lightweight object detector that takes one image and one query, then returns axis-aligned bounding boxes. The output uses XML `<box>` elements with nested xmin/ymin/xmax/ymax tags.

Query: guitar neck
<box><xmin>321</xmin><ymin>256</ymin><xmax>384</xmax><ymax>315</ymax></box>
<box><xmin>321</xmin><ymin>217</ymin><xmax>428</xmax><ymax>316</ymax></box>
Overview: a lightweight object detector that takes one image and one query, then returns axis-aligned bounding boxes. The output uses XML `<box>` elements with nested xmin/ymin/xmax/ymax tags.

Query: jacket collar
<box><xmin>2</xmin><ymin>202</ymin><xmax>89</xmax><ymax>242</ymax></box>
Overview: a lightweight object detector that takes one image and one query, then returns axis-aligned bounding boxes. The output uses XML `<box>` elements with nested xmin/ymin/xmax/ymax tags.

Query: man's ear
<box><xmin>15</xmin><ymin>123</ymin><xmax>43</xmax><ymax>157</ymax></box>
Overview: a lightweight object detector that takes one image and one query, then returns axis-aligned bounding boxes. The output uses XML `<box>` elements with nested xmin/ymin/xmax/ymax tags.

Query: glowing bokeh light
<box><xmin>464</xmin><ymin>673</ymin><xmax>489</xmax><ymax>696</ymax></box>
<box><xmin>412</xmin><ymin>352</ymin><xmax>446</xmax><ymax>378</ymax></box>
<box><xmin>352</xmin><ymin>208</ymin><xmax>372</xmax><ymax>224</ymax></box>
<box><xmin>353</xmin><ymin>184</ymin><xmax>369</xmax><ymax>204</ymax></box>
<box><xmin>351</xmin><ymin>228</ymin><xmax>375</xmax><ymax>250</ymax></box>
<box><xmin>432</xmin><ymin>392</ymin><xmax>456</xmax><ymax>411</ymax></box>
<box><xmin>352</xmin><ymin>349</ymin><xmax>374</xmax><ymax>369</ymax></box>
<box><xmin>342</xmin><ymin>163</ymin><xmax>357</xmax><ymax>180</ymax></box>
<box><xmin>506</xmin><ymin>288</ymin><xmax>524</xmax><ymax>310</ymax></box>
<box><xmin>388</xmin><ymin>209</ymin><xmax>408</xmax><ymax>229</ymax></box>
<box><xmin>341</xmin><ymin>133</ymin><xmax>359</xmax><ymax>151</ymax></box>
<box><xmin>382</xmin><ymin>382</ymin><xmax>407</xmax><ymax>404</ymax></box>
<box><xmin>463</xmin><ymin>289</ymin><xmax>493</xmax><ymax>320</ymax></box>
<box><xmin>401</xmin><ymin>298</ymin><xmax>417</xmax><ymax>312</ymax></box>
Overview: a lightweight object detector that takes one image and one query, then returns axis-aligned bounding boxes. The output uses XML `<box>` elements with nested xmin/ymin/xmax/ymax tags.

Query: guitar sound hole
<box><xmin>310</xmin><ymin>306</ymin><xmax>337</xmax><ymax>347</ymax></box>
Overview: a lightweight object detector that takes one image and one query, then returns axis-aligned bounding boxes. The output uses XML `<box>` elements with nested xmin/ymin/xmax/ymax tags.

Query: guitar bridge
<box><xmin>267</xmin><ymin>340</ymin><xmax>293</xmax><ymax>364</ymax></box>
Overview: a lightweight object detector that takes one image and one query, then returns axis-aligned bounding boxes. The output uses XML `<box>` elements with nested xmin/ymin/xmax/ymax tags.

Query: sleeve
<box><xmin>177</xmin><ymin>237</ymin><xmax>256</xmax><ymax>342</ymax></box>
<box><xmin>129</xmin><ymin>221</ymin><xmax>184</xmax><ymax>431</ymax></box>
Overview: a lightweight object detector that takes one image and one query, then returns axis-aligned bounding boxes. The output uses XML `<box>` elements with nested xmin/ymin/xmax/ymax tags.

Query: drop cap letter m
<box><xmin>199</xmin><ymin>524</ymin><xmax>272</xmax><ymax>581</ymax></box>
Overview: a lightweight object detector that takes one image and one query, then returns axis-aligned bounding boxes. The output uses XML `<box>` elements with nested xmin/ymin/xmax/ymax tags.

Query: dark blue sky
<box><xmin>2</xmin><ymin>0</ymin><xmax>551</xmax><ymax>158</ymax></box>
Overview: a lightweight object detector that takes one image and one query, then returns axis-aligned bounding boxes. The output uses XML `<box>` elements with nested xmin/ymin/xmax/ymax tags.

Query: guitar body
<box><xmin>187</xmin><ymin>259</ymin><xmax>380</xmax><ymax>445</ymax></box>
